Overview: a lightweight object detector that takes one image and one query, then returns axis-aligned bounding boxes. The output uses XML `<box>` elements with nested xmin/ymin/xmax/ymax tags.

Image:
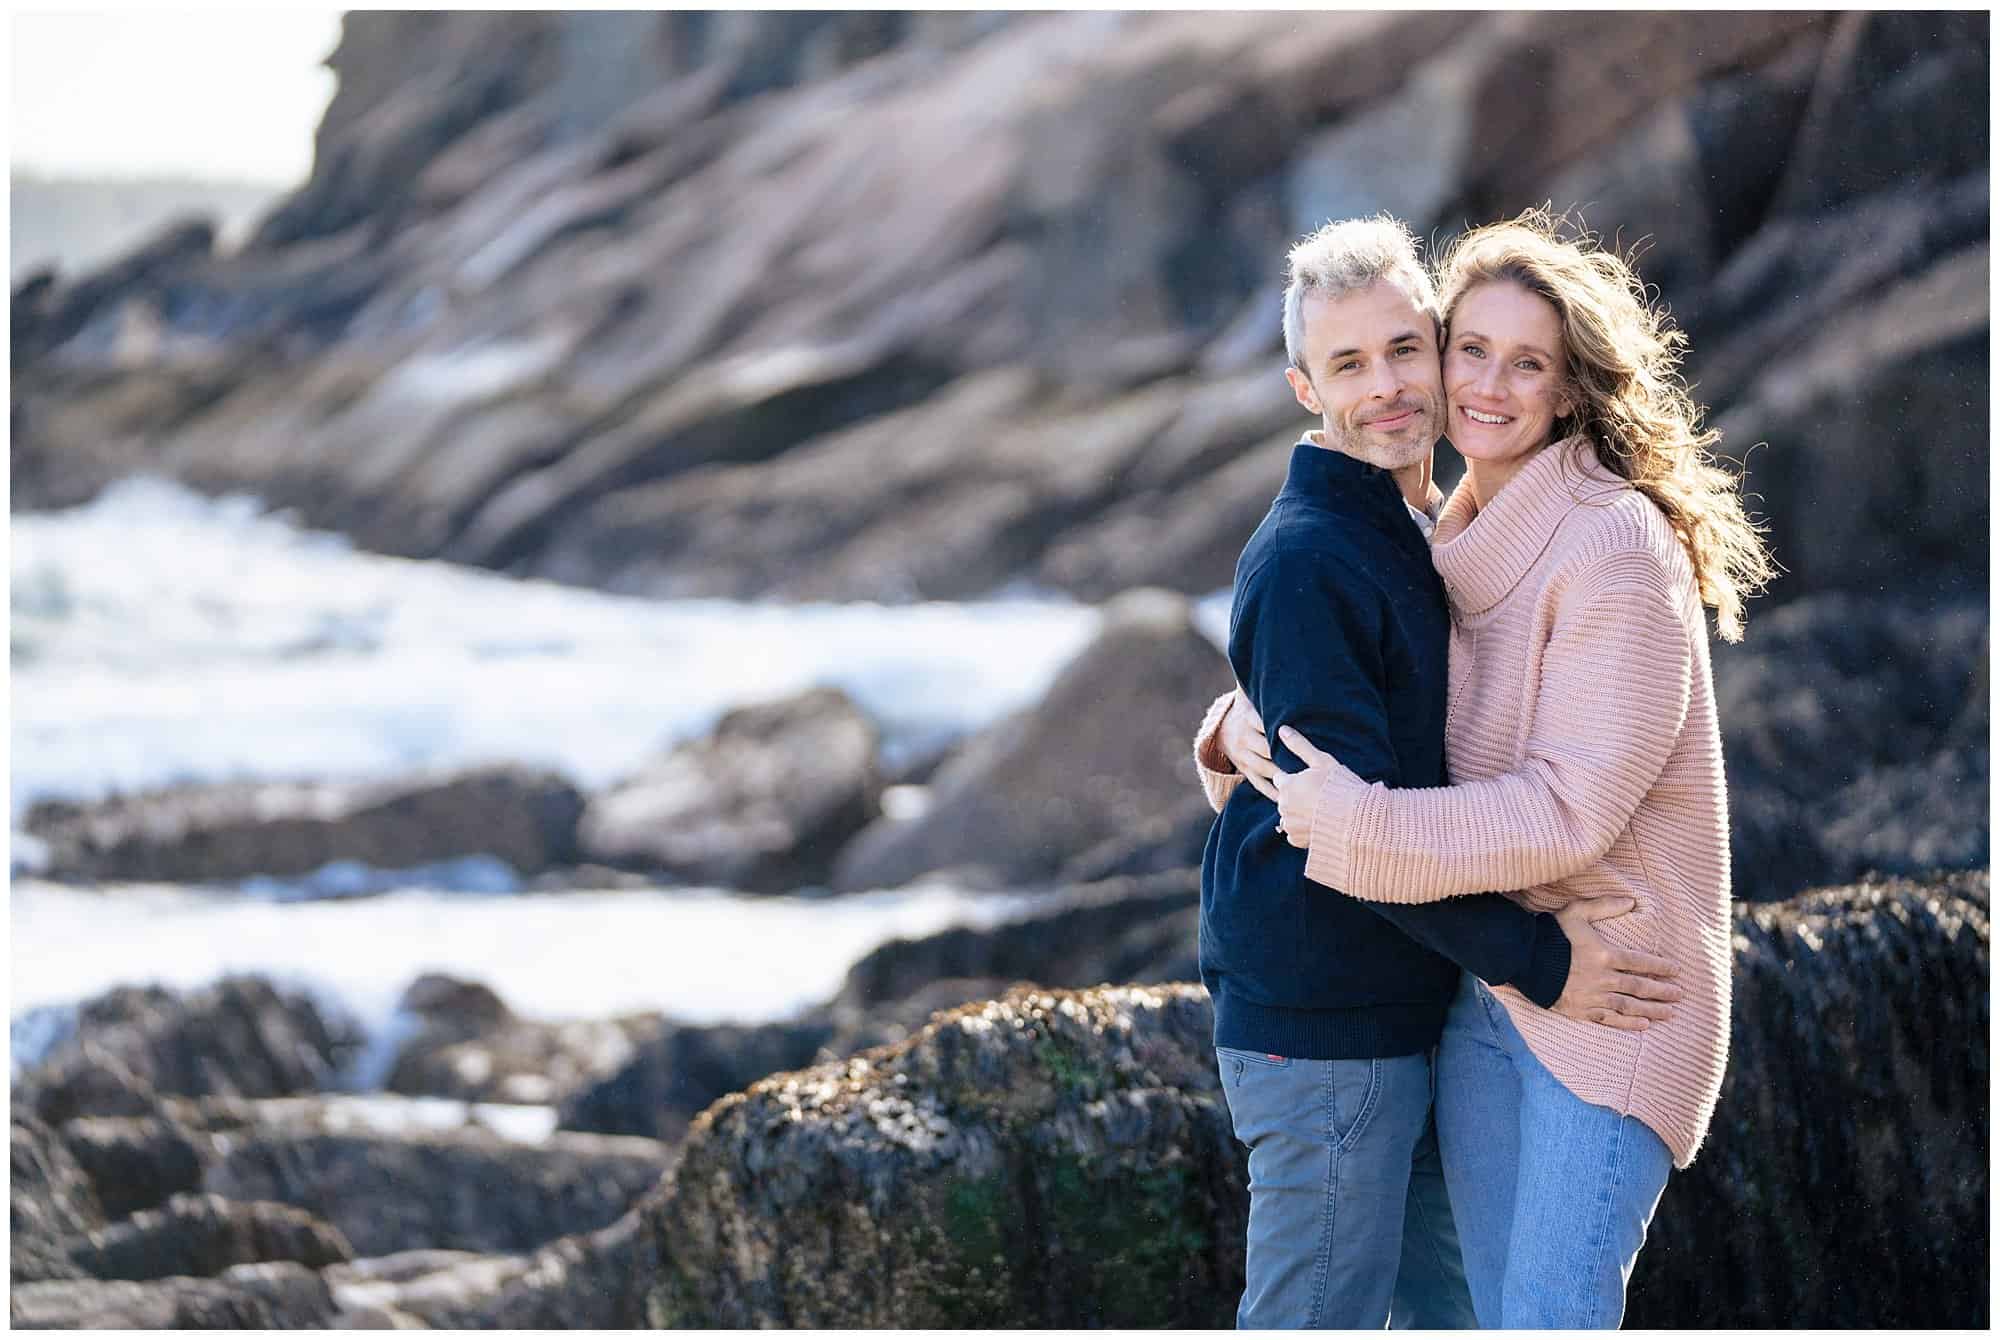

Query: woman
<box><xmin>1198</xmin><ymin>210</ymin><xmax>1773</xmax><ymax>1327</ymax></box>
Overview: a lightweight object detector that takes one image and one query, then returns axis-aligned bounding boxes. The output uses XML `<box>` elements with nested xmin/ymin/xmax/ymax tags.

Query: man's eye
<box><xmin>1337</xmin><ymin>361</ymin><xmax>1360</xmax><ymax>373</ymax></box>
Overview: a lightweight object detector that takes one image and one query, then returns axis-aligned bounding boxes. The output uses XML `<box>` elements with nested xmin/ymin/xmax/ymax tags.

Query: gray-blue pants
<box><xmin>1217</xmin><ymin>1045</ymin><xmax>1475</xmax><ymax>1329</ymax></box>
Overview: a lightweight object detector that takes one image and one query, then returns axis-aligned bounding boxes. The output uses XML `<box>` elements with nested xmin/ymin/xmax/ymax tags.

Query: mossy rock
<box><xmin>635</xmin><ymin>874</ymin><xmax>1986</xmax><ymax>1328</ymax></box>
<box><xmin>639</xmin><ymin>984</ymin><xmax>1247</xmax><ymax>1326</ymax></box>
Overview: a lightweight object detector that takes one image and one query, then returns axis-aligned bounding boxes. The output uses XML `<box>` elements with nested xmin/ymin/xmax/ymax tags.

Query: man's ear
<box><xmin>1285</xmin><ymin>366</ymin><xmax>1320</xmax><ymax>415</ymax></box>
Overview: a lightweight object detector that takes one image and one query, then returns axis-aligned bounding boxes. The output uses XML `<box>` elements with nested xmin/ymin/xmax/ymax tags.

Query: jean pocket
<box><xmin>1217</xmin><ymin>1046</ymin><xmax>1293</xmax><ymax>1089</ymax></box>
<box><xmin>1328</xmin><ymin>1058</ymin><xmax>1384</xmax><ymax>1152</ymax></box>
<box><xmin>1217</xmin><ymin>1047</ymin><xmax>1293</xmax><ymax>1069</ymax></box>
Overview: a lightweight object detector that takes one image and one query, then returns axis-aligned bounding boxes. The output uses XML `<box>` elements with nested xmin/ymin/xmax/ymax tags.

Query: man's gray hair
<box><xmin>1282</xmin><ymin>215</ymin><xmax>1441</xmax><ymax>371</ymax></box>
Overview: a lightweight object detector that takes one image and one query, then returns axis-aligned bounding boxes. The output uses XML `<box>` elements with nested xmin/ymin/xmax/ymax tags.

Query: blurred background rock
<box><xmin>10</xmin><ymin>10</ymin><xmax>1988</xmax><ymax>1331</ymax></box>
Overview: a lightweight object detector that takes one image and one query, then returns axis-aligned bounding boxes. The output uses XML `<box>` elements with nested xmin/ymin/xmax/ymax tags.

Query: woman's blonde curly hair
<box><xmin>1435</xmin><ymin>208</ymin><xmax>1777</xmax><ymax>641</ymax></box>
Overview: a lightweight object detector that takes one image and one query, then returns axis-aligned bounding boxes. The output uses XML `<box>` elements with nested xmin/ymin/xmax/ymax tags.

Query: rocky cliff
<box><xmin>12</xmin><ymin>12</ymin><xmax>1987</xmax><ymax>611</ymax></box>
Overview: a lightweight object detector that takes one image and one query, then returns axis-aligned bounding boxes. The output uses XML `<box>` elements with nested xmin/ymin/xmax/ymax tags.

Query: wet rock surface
<box><xmin>58</xmin><ymin>1115</ymin><xmax>211</xmax><ymax>1221</ymax></box>
<box><xmin>556</xmin><ymin>1017</ymin><xmax>837</xmax><ymax>1147</ymax></box>
<box><xmin>11</xmin><ymin>1116</ymin><xmax>105</xmax><ymax>1281</ymax></box>
<box><xmin>200</xmin><ymin>1110</ymin><xmax>671</xmax><ymax>1259</ymax></box>
<box><xmin>10</xmin><ymin>1262</ymin><xmax>339</xmax><ymax>1330</ymax></box>
<box><xmin>62</xmin><ymin>1193</ymin><xmax>353</xmax><ymax>1283</ymax></box>
<box><xmin>1628</xmin><ymin>871</ymin><xmax>1989</xmax><ymax>1328</ymax></box>
<box><xmin>321</xmin><ymin>1209</ymin><xmax>662</xmax><ymax>1329</ymax></box>
<box><xmin>15</xmin><ymin>977</ymin><xmax>362</xmax><ymax>1119</ymax></box>
<box><xmin>382</xmin><ymin>972</ymin><xmax>658</xmax><ymax>1108</ymax></box>
<box><xmin>831</xmin><ymin>871</ymin><xmax>1200</xmax><ymax>1012</ymax></box>
<box><xmin>24</xmin><ymin>766</ymin><xmax>584</xmax><ymax>886</ymax></box>
<box><xmin>578</xmin><ymin>685</ymin><xmax>882</xmax><ymax>892</ymax></box>
<box><xmin>833</xmin><ymin>590</ymin><xmax>1225</xmax><ymax>891</ymax></box>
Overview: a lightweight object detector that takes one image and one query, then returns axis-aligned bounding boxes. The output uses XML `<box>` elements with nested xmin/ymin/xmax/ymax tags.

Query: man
<box><xmin>1196</xmin><ymin>215</ymin><xmax>1681</xmax><ymax>1329</ymax></box>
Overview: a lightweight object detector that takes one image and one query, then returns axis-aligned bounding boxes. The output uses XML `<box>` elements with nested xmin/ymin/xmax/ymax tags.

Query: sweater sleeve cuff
<box><xmin>1302</xmin><ymin>769</ymin><xmax>1378</xmax><ymax>895</ymax></box>
<box><xmin>1514</xmin><ymin>914</ymin><xmax>1573</xmax><ymax>1010</ymax></box>
<box><xmin>1193</xmin><ymin>690</ymin><xmax>1242</xmax><ymax>813</ymax></box>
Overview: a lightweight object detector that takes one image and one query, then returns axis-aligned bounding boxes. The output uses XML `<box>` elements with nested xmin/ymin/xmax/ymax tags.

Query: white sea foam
<box><xmin>9</xmin><ymin>478</ymin><xmax>1113</xmax><ymax>1076</ymax></box>
<box><xmin>10</xmin><ymin>476</ymin><xmax>1102</xmax><ymax>816</ymax></box>
<box><xmin>10</xmin><ymin>879</ymin><xmax>1043</xmax><ymax>1074</ymax></box>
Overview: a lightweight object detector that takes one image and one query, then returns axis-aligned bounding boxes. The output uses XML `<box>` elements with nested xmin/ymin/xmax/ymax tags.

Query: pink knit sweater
<box><xmin>1195</xmin><ymin>436</ymin><xmax>1732</xmax><ymax>1167</ymax></box>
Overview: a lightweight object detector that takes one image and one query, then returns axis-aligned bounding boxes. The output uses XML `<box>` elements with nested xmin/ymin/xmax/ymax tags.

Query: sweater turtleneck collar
<box><xmin>1432</xmin><ymin>435</ymin><xmax>1628</xmax><ymax>614</ymax></box>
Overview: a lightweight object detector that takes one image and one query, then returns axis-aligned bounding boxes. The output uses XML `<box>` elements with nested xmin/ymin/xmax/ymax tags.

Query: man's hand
<box><xmin>1218</xmin><ymin>691</ymin><xmax>1280</xmax><ymax>801</ymax></box>
<box><xmin>1551</xmin><ymin>898</ymin><xmax>1682</xmax><ymax>1031</ymax></box>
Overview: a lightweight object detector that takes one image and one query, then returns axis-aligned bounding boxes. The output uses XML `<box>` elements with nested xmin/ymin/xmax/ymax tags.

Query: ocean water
<box><xmin>10</xmin><ymin>878</ymin><xmax>1043</xmax><ymax>1076</ymax></box>
<box><xmin>11</xmin><ymin>476</ymin><xmax>1106</xmax><ymax>813</ymax></box>
<box><xmin>8</xmin><ymin>477</ymin><xmax>1121</xmax><ymax>1068</ymax></box>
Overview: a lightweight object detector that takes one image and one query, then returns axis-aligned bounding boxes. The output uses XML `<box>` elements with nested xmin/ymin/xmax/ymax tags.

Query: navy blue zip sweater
<box><xmin>1199</xmin><ymin>440</ymin><xmax>1573</xmax><ymax>1060</ymax></box>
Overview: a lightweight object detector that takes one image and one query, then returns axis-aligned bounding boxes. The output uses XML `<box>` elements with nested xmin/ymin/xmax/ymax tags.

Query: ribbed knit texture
<box><xmin>1193</xmin><ymin>437</ymin><xmax>1733</xmax><ymax>1167</ymax></box>
<box><xmin>1193</xmin><ymin>691</ymin><xmax>1242</xmax><ymax>812</ymax></box>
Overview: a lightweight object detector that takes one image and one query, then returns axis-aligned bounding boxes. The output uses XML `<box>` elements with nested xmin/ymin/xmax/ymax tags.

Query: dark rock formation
<box><xmin>1711</xmin><ymin>235</ymin><xmax>1987</xmax><ymax>602</ymax></box>
<box><xmin>9</xmin><ymin>1261</ymin><xmax>338</xmax><ymax>1330</ymax></box>
<box><xmin>15</xmin><ymin>13</ymin><xmax>1979</xmax><ymax>620</ymax></box>
<box><xmin>555</xmin><ymin>977</ymin><xmax>1032</xmax><ymax>1148</ymax></box>
<box><xmin>1713</xmin><ymin>594</ymin><xmax>1988</xmax><ymax>901</ymax></box>
<box><xmin>641</xmin><ymin>983</ymin><xmax>1246</xmax><ymax>1327</ymax></box>
<box><xmin>11</xmin><ymin>1116</ymin><xmax>104</xmax><ymax>1281</ymax></box>
<box><xmin>321</xmin><ymin>1211</ymin><xmax>662</xmax><ymax>1328</ymax></box>
<box><xmin>830</xmin><ymin>871</ymin><xmax>1200</xmax><ymax>1012</ymax></box>
<box><xmin>201</xmin><ymin>1113</ymin><xmax>671</xmax><ymax>1259</ymax></box>
<box><xmin>13</xmin><ymin>1043</ymin><xmax>168</xmax><ymax>1130</ymax></box>
<box><xmin>833</xmin><ymin>590</ymin><xmax>1226</xmax><ymax>890</ymax></box>
<box><xmin>59</xmin><ymin>1115</ymin><xmax>211</xmax><ymax>1221</ymax></box>
<box><xmin>561</xmin><ymin>872</ymin><xmax>1198</xmax><ymax>1144</ymax></box>
<box><xmin>15</xmin><ymin>977</ymin><xmax>361</xmax><ymax>1119</ymax></box>
<box><xmin>612</xmin><ymin>872</ymin><xmax>1982</xmax><ymax>1328</ymax></box>
<box><xmin>382</xmin><ymin>971</ymin><xmax>657</xmax><ymax>1107</ymax></box>
<box><xmin>578</xmin><ymin>685</ymin><xmax>883</xmax><ymax>891</ymax></box>
<box><xmin>63</xmin><ymin>1192</ymin><xmax>353</xmax><ymax>1283</ymax></box>
<box><xmin>556</xmin><ymin>1016</ymin><xmax>837</xmax><ymax>1147</ymax></box>
<box><xmin>10</xmin><ymin>217</ymin><xmax>216</xmax><ymax>369</ymax></box>
<box><xmin>1627</xmin><ymin>871</ymin><xmax>1989</xmax><ymax>1328</ymax></box>
<box><xmin>23</xmin><ymin>766</ymin><xmax>584</xmax><ymax>886</ymax></box>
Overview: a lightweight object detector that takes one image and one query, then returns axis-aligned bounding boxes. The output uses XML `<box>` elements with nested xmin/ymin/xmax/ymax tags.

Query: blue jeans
<box><xmin>1217</xmin><ymin>1045</ymin><xmax>1476</xmax><ymax>1329</ymax></box>
<box><xmin>1435</xmin><ymin>974</ymin><xmax>1674</xmax><ymax>1328</ymax></box>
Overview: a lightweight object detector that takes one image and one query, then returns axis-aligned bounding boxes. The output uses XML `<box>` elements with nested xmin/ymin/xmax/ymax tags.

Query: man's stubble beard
<box><xmin>1324</xmin><ymin>396</ymin><xmax>1441</xmax><ymax>472</ymax></box>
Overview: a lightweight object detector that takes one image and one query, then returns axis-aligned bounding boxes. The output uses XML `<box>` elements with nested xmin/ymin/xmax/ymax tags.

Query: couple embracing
<box><xmin>1195</xmin><ymin>211</ymin><xmax>1772</xmax><ymax>1329</ymax></box>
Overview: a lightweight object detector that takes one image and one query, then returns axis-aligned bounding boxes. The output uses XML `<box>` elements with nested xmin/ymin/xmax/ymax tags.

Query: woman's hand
<box><xmin>1273</xmin><ymin>726</ymin><xmax>1365</xmax><ymax>849</ymax></box>
<box><xmin>1551</xmin><ymin>898</ymin><xmax>1682</xmax><ymax>1030</ymax></box>
<box><xmin>1217</xmin><ymin>692</ymin><xmax>1279</xmax><ymax>801</ymax></box>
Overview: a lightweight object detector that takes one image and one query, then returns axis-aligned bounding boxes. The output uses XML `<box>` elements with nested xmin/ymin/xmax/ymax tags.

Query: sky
<box><xmin>11</xmin><ymin>9</ymin><xmax>342</xmax><ymax>186</ymax></box>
